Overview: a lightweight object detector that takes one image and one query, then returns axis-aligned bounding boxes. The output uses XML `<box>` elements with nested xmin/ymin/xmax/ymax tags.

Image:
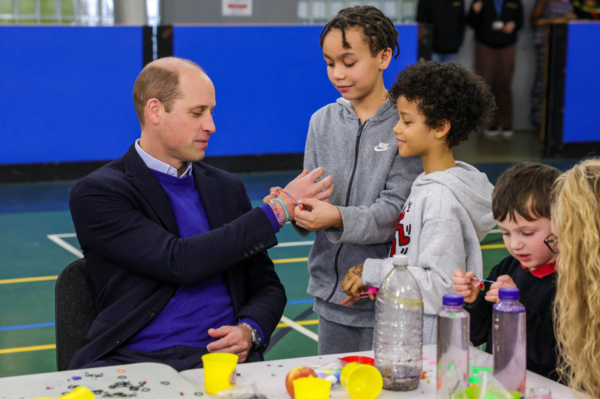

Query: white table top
<box><xmin>181</xmin><ymin>345</ymin><xmax>583</xmax><ymax>398</ymax></box>
<box><xmin>0</xmin><ymin>363</ymin><xmax>203</xmax><ymax>399</ymax></box>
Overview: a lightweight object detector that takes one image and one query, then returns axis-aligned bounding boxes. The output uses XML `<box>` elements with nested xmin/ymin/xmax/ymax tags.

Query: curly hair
<box><xmin>388</xmin><ymin>61</ymin><xmax>496</xmax><ymax>148</ymax></box>
<box><xmin>552</xmin><ymin>158</ymin><xmax>600</xmax><ymax>397</ymax></box>
<box><xmin>320</xmin><ymin>6</ymin><xmax>400</xmax><ymax>59</ymax></box>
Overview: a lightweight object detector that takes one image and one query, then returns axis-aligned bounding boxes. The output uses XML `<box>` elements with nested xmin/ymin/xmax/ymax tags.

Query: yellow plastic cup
<box><xmin>36</xmin><ymin>386</ymin><xmax>97</xmax><ymax>399</ymax></box>
<box><xmin>293</xmin><ymin>377</ymin><xmax>332</xmax><ymax>399</ymax></box>
<box><xmin>340</xmin><ymin>363</ymin><xmax>384</xmax><ymax>399</ymax></box>
<box><xmin>202</xmin><ymin>353</ymin><xmax>239</xmax><ymax>394</ymax></box>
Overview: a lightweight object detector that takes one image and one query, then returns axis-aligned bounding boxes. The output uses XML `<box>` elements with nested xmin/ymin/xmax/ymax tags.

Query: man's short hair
<box><xmin>493</xmin><ymin>162</ymin><xmax>561</xmax><ymax>222</ymax></box>
<box><xmin>133</xmin><ymin>57</ymin><xmax>204</xmax><ymax>126</ymax></box>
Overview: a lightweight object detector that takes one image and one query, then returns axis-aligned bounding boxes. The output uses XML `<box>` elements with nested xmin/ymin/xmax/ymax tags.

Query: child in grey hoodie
<box><xmin>341</xmin><ymin>61</ymin><xmax>497</xmax><ymax>344</ymax></box>
<box><xmin>285</xmin><ymin>6</ymin><xmax>424</xmax><ymax>355</ymax></box>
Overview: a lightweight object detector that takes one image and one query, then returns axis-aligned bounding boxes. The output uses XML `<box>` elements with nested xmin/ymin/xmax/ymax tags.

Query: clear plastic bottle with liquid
<box><xmin>493</xmin><ymin>287</ymin><xmax>527</xmax><ymax>395</ymax></box>
<box><xmin>374</xmin><ymin>254</ymin><xmax>424</xmax><ymax>391</ymax></box>
<box><xmin>436</xmin><ymin>294</ymin><xmax>470</xmax><ymax>399</ymax></box>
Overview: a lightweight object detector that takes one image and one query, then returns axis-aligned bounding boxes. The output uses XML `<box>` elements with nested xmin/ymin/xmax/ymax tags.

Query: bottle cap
<box><xmin>443</xmin><ymin>294</ymin><xmax>464</xmax><ymax>306</ymax></box>
<box><xmin>392</xmin><ymin>254</ymin><xmax>408</xmax><ymax>266</ymax></box>
<box><xmin>499</xmin><ymin>287</ymin><xmax>520</xmax><ymax>300</ymax></box>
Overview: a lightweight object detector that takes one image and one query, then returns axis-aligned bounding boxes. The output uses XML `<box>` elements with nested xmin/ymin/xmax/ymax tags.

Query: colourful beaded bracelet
<box><xmin>270</xmin><ymin>198</ymin><xmax>289</xmax><ymax>224</ymax></box>
<box><xmin>272</xmin><ymin>190</ymin><xmax>303</xmax><ymax>211</ymax></box>
<box><xmin>268</xmin><ymin>200</ymin><xmax>284</xmax><ymax>228</ymax></box>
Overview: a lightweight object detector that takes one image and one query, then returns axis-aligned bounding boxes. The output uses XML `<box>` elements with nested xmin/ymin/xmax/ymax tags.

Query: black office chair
<box><xmin>55</xmin><ymin>258</ymin><xmax>98</xmax><ymax>371</ymax></box>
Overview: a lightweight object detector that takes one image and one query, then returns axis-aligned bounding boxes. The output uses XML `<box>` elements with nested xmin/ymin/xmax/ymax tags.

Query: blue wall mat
<box><xmin>0</xmin><ymin>27</ymin><xmax>143</xmax><ymax>165</ymax></box>
<box><xmin>562</xmin><ymin>23</ymin><xmax>600</xmax><ymax>143</ymax></box>
<box><xmin>174</xmin><ymin>25</ymin><xmax>418</xmax><ymax>157</ymax></box>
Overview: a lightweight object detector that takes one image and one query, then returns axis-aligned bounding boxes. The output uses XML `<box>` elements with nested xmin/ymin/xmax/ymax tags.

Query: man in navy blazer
<box><xmin>68</xmin><ymin>57</ymin><xmax>333</xmax><ymax>370</ymax></box>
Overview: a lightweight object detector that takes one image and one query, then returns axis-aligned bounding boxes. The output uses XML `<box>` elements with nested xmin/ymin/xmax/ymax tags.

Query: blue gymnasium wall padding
<box><xmin>562</xmin><ymin>23</ymin><xmax>600</xmax><ymax>143</ymax></box>
<box><xmin>0</xmin><ymin>27</ymin><xmax>142</xmax><ymax>165</ymax></box>
<box><xmin>174</xmin><ymin>25</ymin><xmax>418</xmax><ymax>157</ymax></box>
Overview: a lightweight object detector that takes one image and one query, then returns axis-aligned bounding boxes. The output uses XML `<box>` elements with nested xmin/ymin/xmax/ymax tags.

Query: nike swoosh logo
<box><xmin>374</xmin><ymin>147</ymin><xmax>389</xmax><ymax>152</ymax></box>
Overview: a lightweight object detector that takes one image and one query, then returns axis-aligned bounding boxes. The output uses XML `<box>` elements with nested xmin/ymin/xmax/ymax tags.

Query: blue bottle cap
<box><xmin>443</xmin><ymin>294</ymin><xmax>464</xmax><ymax>306</ymax></box>
<box><xmin>499</xmin><ymin>287</ymin><xmax>520</xmax><ymax>300</ymax></box>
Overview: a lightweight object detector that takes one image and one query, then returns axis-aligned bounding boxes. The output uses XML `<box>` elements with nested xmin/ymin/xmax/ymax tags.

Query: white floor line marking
<box><xmin>275</xmin><ymin>241</ymin><xmax>315</xmax><ymax>248</ymax></box>
<box><xmin>47</xmin><ymin>234</ymin><xmax>83</xmax><ymax>259</ymax></box>
<box><xmin>489</xmin><ymin>229</ymin><xmax>501</xmax><ymax>234</ymax></box>
<box><xmin>280</xmin><ymin>315</ymin><xmax>319</xmax><ymax>342</ymax></box>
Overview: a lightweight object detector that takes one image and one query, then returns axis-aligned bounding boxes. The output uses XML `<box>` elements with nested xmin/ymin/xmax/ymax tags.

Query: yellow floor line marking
<box><xmin>0</xmin><ymin>344</ymin><xmax>56</xmax><ymax>355</ymax></box>
<box><xmin>481</xmin><ymin>244</ymin><xmax>506</xmax><ymax>250</ymax></box>
<box><xmin>0</xmin><ymin>276</ymin><xmax>58</xmax><ymax>285</ymax></box>
<box><xmin>0</xmin><ymin>244</ymin><xmax>504</xmax><ymax>286</ymax></box>
<box><xmin>273</xmin><ymin>257</ymin><xmax>308</xmax><ymax>264</ymax></box>
<box><xmin>277</xmin><ymin>319</ymin><xmax>319</xmax><ymax>328</ymax></box>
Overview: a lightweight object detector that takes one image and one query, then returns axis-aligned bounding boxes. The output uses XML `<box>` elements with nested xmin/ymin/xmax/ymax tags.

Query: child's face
<box><xmin>322</xmin><ymin>27</ymin><xmax>387</xmax><ymax>101</ymax></box>
<box><xmin>497</xmin><ymin>213</ymin><xmax>557</xmax><ymax>270</ymax></box>
<box><xmin>393</xmin><ymin>96</ymin><xmax>437</xmax><ymax>158</ymax></box>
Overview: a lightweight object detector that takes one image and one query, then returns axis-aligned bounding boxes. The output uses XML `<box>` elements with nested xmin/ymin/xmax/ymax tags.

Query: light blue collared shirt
<box><xmin>135</xmin><ymin>139</ymin><xmax>193</xmax><ymax>178</ymax></box>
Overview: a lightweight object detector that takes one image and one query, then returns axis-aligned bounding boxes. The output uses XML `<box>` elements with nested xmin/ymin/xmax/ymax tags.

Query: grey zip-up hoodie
<box><xmin>297</xmin><ymin>98</ymin><xmax>423</xmax><ymax>328</ymax></box>
<box><xmin>363</xmin><ymin>161</ymin><xmax>495</xmax><ymax>343</ymax></box>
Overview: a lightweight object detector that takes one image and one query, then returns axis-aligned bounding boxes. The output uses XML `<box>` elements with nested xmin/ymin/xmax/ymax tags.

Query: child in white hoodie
<box><xmin>340</xmin><ymin>61</ymin><xmax>497</xmax><ymax>344</ymax></box>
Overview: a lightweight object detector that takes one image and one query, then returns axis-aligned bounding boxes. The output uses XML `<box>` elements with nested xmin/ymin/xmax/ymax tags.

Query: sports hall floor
<box><xmin>0</xmin><ymin>131</ymin><xmax>579</xmax><ymax>378</ymax></box>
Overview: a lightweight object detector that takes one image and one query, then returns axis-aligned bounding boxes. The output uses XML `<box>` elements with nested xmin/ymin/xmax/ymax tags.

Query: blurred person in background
<box><xmin>468</xmin><ymin>0</ymin><xmax>523</xmax><ymax>139</ymax></box>
<box><xmin>571</xmin><ymin>0</ymin><xmax>599</xmax><ymax>19</ymax></box>
<box><xmin>417</xmin><ymin>0</ymin><xmax>467</xmax><ymax>62</ymax></box>
<box><xmin>530</xmin><ymin>0</ymin><xmax>576</xmax><ymax>130</ymax></box>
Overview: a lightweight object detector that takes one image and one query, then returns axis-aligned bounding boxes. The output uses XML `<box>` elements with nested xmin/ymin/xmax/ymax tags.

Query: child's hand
<box><xmin>341</xmin><ymin>263</ymin><xmax>369</xmax><ymax>297</ymax></box>
<box><xmin>453</xmin><ymin>270</ymin><xmax>481</xmax><ymax>303</ymax></box>
<box><xmin>485</xmin><ymin>275</ymin><xmax>517</xmax><ymax>303</ymax></box>
<box><xmin>295</xmin><ymin>198</ymin><xmax>342</xmax><ymax>231</ymax></box>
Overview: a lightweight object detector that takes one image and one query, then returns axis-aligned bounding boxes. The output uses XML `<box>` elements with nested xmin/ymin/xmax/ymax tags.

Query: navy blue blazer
<box><xmin>68</xmin><ymin>144</ymin><xmax>286</xmax><ymax>369</ymax></box>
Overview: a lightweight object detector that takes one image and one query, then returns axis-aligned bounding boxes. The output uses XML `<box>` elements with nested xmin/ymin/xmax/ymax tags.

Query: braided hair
<box><xmin>320</xmin><ymin>6</ymin><xmax>400</xmax><ymax>59</ymax></box>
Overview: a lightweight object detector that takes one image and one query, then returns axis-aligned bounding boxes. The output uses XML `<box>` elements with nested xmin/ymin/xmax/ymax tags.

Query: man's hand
<box><xmin>473</xmin><ymin>1</ymin><xmax>483</xmax><ymax>13</ymax></box>
<box><xmin>485</xmin><ymin>275</ymin><xmax>517</xmax><ymax>303</ymax></box>
<box><xmin>453</xmin><ymin>270</ymin><xmax>481</xmax><ymax>303</ymax></box>
<box><xmin>502</xmin><ymin>21</ymin><xmax>516</xmax><ymax>34</ymax></box>
<box><xmin>207</xmin><ymin>325</ymin><xmax>253</xmax><ymax>363</ymax></box>
<box><xmin>294</xmin><ymin>198</ymin><xmax>343</xmax><ymax>231</ymax></box>
<box><xmin>283</xmin><ymin>168</ymin><xmax>334</xmax><ymax>202</ymax></box>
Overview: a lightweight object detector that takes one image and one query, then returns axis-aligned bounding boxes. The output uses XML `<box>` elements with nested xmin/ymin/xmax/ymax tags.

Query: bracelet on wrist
<box><xmin>268</xmin><ymin>200</ymin><xmax>285</xmax><ymax>228</ymax></box>
<box><xmin>273</xmin><ymin>190</ymin><xmax>303</xmax><ymax>211</ymax></box>
<box><xmin>270</xmin><ymin>198</ymin><xmax>289</xmax><ymax>223</ymax></box>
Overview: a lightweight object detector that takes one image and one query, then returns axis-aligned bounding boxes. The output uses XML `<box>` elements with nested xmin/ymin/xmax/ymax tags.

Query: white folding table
<box><xmin>181</xmin><ymin>345</ymin><xmax>583</xmax><ymax>398</ymax></box>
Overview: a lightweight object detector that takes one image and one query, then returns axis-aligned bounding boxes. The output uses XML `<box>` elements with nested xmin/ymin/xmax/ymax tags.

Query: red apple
<box><xmin>285</xmin><ymin>366</ymin><xmax>317</xmax><ymax>398</ymax></box>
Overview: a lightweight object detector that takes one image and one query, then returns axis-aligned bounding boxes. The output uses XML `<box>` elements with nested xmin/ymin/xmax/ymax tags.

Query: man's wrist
<box><xmin>238</xmin><ymin>322</ymin><xmax>261</xmax><ymax>350</ymax></box>
<box><xmin>277</xmin><ymin>194</ymin><xmax>295</xmax><ymax>221</ymax></box>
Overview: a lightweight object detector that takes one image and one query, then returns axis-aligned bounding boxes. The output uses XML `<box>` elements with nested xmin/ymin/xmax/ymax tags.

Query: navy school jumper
<box><xmin>68</xmin><ymin>144</ymin><xmax>286</xmax><ymax>369</ymax></box>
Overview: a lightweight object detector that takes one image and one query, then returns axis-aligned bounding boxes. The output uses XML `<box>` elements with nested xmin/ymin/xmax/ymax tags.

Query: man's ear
<box><xmin>434</xmin><ymin>120</ymin><xmax>451</xmax><ymax>140</ymax></box>
<box><xmin>379</xmin><ymin>47</ymin><xmax>393</xmax><ymax>70</ymax></box>
<box><xmin>145</xmin><ymin>98</ymin><xmax>162</xmax><ymax>126</ymax></box>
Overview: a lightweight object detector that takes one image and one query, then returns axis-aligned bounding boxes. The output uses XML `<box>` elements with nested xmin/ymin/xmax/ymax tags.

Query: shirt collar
<box><xmin>521</xmin><ymin>261</ymin><xmax>557</xmax><ymax>279</ymax></box>
<box><xmin>135</xmin><ymin>139</ymin><xmax>192</xmax><ymax>178</ymax></box>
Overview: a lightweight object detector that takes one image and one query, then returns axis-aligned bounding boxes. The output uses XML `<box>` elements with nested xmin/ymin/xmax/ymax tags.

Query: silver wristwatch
<box><xmin>239</xmin><ymin>323</ymin><xmax>261</xmax><ymax>350</ymax></box>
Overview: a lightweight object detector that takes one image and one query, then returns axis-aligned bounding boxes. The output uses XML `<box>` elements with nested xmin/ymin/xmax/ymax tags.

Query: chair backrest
<box><xmin>55</xmin><ymin>258</ymin><xmax>98</xmax><ymax>371</ymax></box>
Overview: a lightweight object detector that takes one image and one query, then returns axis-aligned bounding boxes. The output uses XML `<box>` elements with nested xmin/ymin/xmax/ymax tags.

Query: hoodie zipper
<box><xmin>325</xmin><ymin>120</ymin><xmax>366</xmax><ymax>302</ymax></box>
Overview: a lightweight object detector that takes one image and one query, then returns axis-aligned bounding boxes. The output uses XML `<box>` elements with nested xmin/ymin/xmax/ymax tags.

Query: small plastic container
<box><xmin>340</xmin><ymin>356</ymin><xmax>375</xmax><ymax>367</ymax></box>
<box><xmin>293</xmin><ymin>377</ymin><xmax>332</xmax><ymax>399</ymax></box>
<box><xmin>202</xmin><ymin>353</ymin><xmax>239</xmax><ymax>394</ymax></box>
<box><xmin>340</xmin><ymin>363</ymin><xmax>383</xmax><ymax>399</ymax></box>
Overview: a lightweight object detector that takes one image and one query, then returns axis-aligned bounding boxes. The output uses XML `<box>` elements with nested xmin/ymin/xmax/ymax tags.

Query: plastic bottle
<box><xmin>374</xmin><ymin>254</ymin><xmax>424</xmax><ymax>391</ymax></box>
<box><xmin>436</xmin><ymin>294</ymin><xmax>470</xmax><ymax>399</ymax></box>
<box><xmin>493</xmin><ymin>287</ymin><xmax>527</xmax><ymax>395</ymax></box>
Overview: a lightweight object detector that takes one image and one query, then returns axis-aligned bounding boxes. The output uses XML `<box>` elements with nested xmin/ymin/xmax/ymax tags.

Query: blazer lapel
<box><xmin>192</xmin><ymin>163</ymin><xmax>226</xmax><ymax>230</ymax></box>
<box><xmin>123</xmin><ymin>145</ymin><xmax>180</xmax><ymax>237</ymax></box>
